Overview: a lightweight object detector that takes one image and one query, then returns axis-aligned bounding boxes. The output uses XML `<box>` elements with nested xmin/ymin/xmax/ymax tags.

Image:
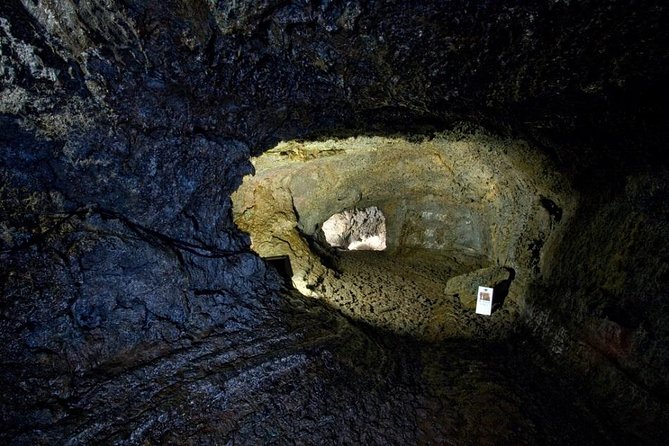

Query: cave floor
<box><xmin>6</xmin><ymin>296</ymin><xmax>615</xmax><ymax>445</ymax></box>
<box><xmin>316</xmin><ymin>249</ymin><xmax>509</xmax><ymax>341</ymax></box>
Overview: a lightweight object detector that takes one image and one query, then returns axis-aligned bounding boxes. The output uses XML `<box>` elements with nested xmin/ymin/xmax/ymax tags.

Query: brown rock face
<box><xmin>232</xmin><ymin>134</ymin><xmax>571</xmax><ymax>341</ymax></box>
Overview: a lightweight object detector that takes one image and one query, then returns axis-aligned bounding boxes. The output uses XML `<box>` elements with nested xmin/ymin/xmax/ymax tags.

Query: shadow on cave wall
<box><xmin>492</xmin><ymin>267</ymin><xmax>516</xmax><ymax>313</ymax></box>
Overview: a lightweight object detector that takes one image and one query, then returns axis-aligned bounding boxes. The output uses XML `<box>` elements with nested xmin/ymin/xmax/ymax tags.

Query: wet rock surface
<box><xmin>1</xmin><ymin>0</ymin><xmax>669</xmax><ymax>444</ymax></box>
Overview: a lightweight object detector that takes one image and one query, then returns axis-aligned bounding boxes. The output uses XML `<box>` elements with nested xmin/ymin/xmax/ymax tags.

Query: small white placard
<box><xmin>476</xmin><ymin>286</ymin><xmax>494</xmax><ymax>315</ymax></box>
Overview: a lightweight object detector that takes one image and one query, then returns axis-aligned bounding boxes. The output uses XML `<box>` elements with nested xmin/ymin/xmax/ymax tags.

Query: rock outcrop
<box><xmin>322</xmin><ymin>206</ymin><xmax>387</xmax><ymax>251</ymax></box>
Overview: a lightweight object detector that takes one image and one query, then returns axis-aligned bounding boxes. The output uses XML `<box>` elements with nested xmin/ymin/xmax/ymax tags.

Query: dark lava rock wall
<box><xmin>524</xmin><ymin>171</ymin><xmax>669</xmax><ymax>443</ymax></box>
<box><xmin>2</xmin><ymin>0</ymin><xmax>669</xmax><ymax>444</ymax></box>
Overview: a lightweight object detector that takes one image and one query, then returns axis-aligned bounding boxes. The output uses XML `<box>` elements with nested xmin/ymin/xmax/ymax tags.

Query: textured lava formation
<box><xmin>1</xmin><ymin>1</ymin><xmax>669</xmax><ymax>445</ymax></box>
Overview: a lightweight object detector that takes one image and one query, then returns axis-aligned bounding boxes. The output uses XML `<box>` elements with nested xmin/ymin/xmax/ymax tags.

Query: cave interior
<box><xmin>1</xmin><ymin>0</ymin><xmax>669</xmax><ymax>445</ymax></box>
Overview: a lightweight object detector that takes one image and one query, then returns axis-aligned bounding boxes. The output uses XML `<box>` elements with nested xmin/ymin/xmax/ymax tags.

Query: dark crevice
<box><xmin>540</xmin><ymin>196</ymin><xmax>563</xmax><ymax>223</ymax></box>
<box><xmin>96</xmin><ymin>207</ymin><xmax>247</xmax><ymax>259</ymax></box>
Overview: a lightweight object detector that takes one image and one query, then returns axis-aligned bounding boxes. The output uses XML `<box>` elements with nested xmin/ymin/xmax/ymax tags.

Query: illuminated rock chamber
<box><xmin>232</xmin><ymin>134</ymin><xmax>572</xmax><ymax>340</ymax></box>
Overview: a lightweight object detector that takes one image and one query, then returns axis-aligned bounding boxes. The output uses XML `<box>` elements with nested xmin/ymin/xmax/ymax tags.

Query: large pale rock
<box><xmin>322</xmin><ymin>206</ymin><xmax>387</xmax><ymax>250</ymax></box>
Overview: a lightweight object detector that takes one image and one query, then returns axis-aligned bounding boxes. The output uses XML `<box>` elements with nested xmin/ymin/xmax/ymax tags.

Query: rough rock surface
<box><xmin>1</xmin><ymin>0</ymin><xmax>669</xmax><ymax>444</ymax></box>
<box><xmin>322</xmin><ymin>206</ymin><xmax>386</xmax><ymax>251</ymax></box>
<box><xmin>232</xmin><ymin>135</ymin><xmax>568</xmax><ymax>340</ymax></box>
<box><xmin>445</xmin><ymin>266</ymin><xmax>514</xmax><ymax>311</ymax></box>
